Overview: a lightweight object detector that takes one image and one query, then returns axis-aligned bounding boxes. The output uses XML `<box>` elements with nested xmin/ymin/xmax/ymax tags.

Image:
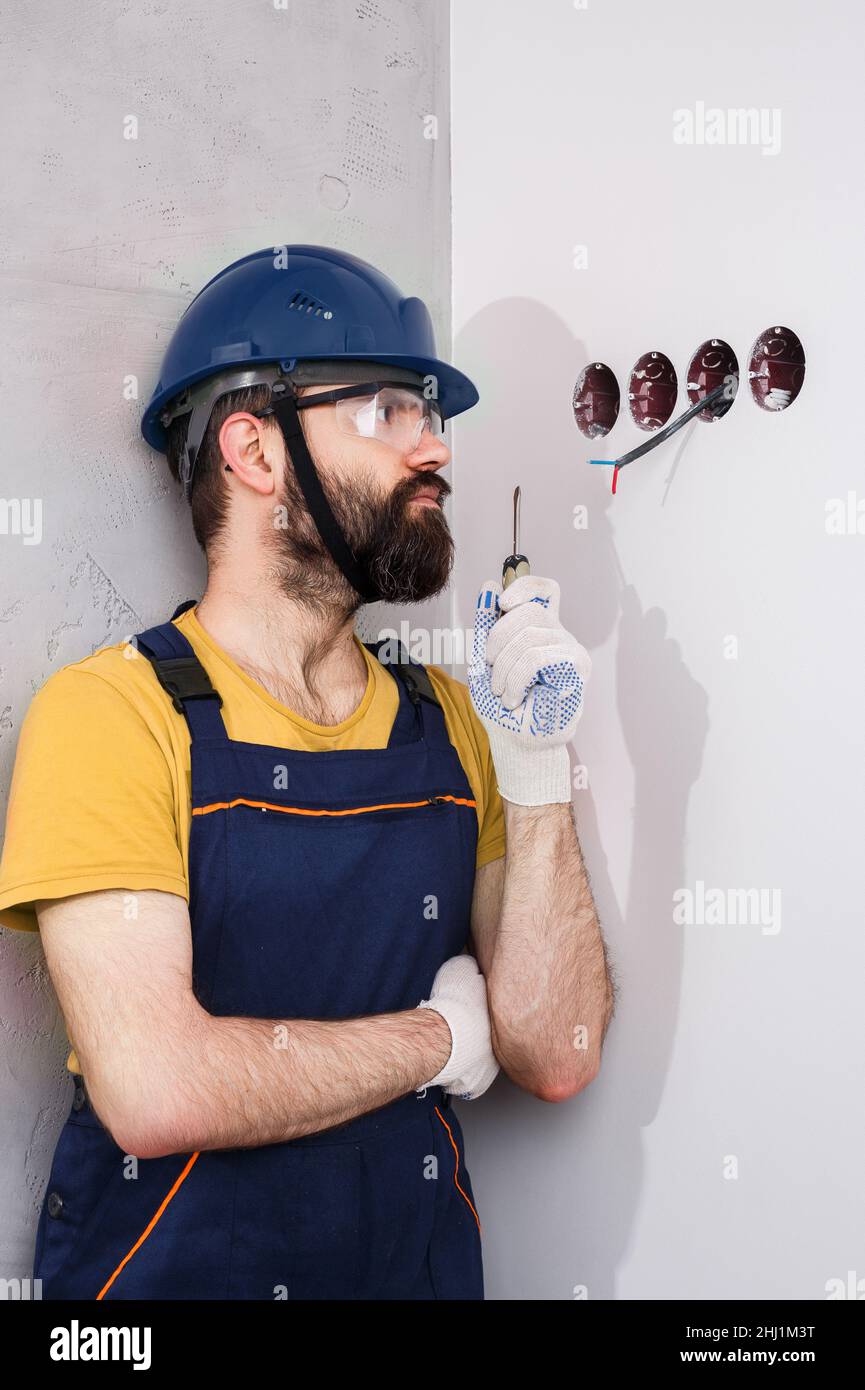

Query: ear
<box><xmin>217</xmin><ymin>413</ymin><xmax>277</xmax><ymax>496</ymax></box>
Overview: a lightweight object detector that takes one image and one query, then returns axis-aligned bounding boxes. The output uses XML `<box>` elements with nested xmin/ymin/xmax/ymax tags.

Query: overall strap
<box><xmin>133</xmin><ymin>600</ymin><xmax>228</xmax><ymax>742</ymax></box>
<box><xmin>364</xmin><ymin>640</ymin><xmax>452</xmax><ymax>750</ymax></box>
<box><xmin>134</xmin><ymin>605</ymin><xmax>451</xmax><ymax>750</ymax></box>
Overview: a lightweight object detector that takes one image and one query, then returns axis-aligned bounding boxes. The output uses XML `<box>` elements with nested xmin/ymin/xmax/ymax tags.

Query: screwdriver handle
<box><xmin>502</xmin><ymin>553</ymin><xmax>531</xmax><ymax>589</ymax></box>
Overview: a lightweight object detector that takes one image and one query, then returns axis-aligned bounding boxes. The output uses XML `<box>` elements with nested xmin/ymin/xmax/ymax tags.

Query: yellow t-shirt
<box><xmin>0</xmin><ymin>606</ymin><xmax>505</xmax><ymax>1074</ymax></box>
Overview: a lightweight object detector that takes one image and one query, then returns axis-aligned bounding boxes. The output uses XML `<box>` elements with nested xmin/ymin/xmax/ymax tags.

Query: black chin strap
<box><xmin>266</xmin><ymin>388</ymin><xmax>382</xmax><ymax>604</ymax></box>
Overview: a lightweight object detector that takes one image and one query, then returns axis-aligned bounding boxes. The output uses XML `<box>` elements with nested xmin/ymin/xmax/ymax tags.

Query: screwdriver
<box><xmin>502</xmin><ymin>485</ymin><xmax>531</xmax><ymax>589</ymax></box>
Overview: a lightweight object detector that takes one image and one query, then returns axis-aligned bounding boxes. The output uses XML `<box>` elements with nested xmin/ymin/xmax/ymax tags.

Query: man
<box><xmin>0</xmin><ymin>244</ymin><xmax>614</xmax><ymax>1300</ymax></box>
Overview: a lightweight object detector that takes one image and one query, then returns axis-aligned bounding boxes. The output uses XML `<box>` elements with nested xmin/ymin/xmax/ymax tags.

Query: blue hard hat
<box><xmin>141</xmin><ymin>244</ymin><xmax>479</xmax><ymax>454</ymax></box>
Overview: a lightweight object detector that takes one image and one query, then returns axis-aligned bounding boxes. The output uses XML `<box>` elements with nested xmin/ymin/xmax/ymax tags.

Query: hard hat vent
<box><xmin>287</xmin><ymin>289</ymin><xmax>333</xmax><ymax>319</ymax></box>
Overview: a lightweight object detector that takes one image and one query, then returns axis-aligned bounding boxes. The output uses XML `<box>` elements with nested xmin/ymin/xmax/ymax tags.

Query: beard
<box><xmin>267</xmin><ymin>455</ymin><xmax>454</xmax><ymax>611</ymax></box>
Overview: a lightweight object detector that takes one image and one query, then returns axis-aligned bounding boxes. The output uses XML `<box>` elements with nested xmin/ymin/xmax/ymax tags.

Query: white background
<box><xmin>450</xmin><ymin>0</ymin><xmax>864</xmax><ymax>1299</ymax></box>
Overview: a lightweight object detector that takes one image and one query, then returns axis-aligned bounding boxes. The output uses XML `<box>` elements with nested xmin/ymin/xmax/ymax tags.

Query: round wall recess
<box><xmin>573</xmin><ymin>362</ymin><xmax>620</xmax><ymax>438</ymax></box>
<box><xmin>747</xmin><ymin>325</ymin><xmax>805</xmax><ymax>411</ymax></box>
<box><xmin>686</xmin><ymin>338</ymin><xmax>739</xmax><ymax>421</ymax></box>
<box><xmin>628</xmin><ymin>351</ymin><xmax>678</xmax><ymax>431</ymax></box>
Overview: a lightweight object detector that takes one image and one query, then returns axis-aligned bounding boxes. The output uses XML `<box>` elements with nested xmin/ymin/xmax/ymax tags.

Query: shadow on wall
<box><xmin>452</xmin><ymin>296</ymin><xmax>710</xmax><ymax>1300</ymax></box>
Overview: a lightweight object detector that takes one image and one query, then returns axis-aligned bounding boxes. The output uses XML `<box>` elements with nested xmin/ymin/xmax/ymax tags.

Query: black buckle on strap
<box><xmin>150</xmin><ymin>656</ymin><xmax>223</xmax><ymax>714</ymax></box>
<box><xmin>366</xmin><ymin>639</ymin><xmax>441</xmax><ymax>708</ymax></box>
<box><xmin>392</xmin><ymin>663</ymin><xmax>439</xmax><ymax>707</ymax></box>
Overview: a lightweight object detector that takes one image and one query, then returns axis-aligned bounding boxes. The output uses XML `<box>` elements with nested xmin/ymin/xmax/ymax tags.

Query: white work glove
<box><xmin>468</xmin><ymin>575</ymin><xmax>592</xmax><ymax>806</ymax></box>
<box><xmin>416</xmin><ymin>953</ymin><xmax>500</xmax><ymax>1100</ymax></box>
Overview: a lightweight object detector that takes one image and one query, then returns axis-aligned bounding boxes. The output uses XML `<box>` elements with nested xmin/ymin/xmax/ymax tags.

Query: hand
<box><xmin>468</xmin><ymin>575</ymin><xmax>592</xmax><ymax>805</ymax></box>
<box><xmin>417</xmin><ymin>952</ymin><xmax>500</xmax><ymax>1100</ymax></box>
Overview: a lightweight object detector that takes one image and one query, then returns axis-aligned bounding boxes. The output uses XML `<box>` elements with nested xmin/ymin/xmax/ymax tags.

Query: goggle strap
<box><xmin>293</xmin><ymin>381</ymin><xmax>442</xmax><ymax>414</ymax></box>
<box><xmin>266</xmin><ymin>392</ymin><xmax>380</xmax><ymax>603</ymax></box>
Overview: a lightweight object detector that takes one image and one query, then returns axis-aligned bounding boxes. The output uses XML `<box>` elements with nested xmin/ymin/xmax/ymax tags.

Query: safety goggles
<box><xmin>258</xmin><ymin>381</ymin><xmax>445</xmax><ymax>452</ymax></box>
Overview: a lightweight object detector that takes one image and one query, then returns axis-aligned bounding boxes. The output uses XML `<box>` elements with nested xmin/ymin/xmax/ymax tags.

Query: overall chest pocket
<box><xmin>200</xmin><ymin>795</ymin><xmax>477</xmax><ymax>1022</ymax></box>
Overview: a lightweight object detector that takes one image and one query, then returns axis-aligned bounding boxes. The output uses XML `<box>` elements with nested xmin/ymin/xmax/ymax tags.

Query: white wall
<box><xmin>451</xmin><ymin>0</ymin><xmax>865</xmax><ymax>1299</ymax></box>
<box><xmin>0</xmin><ymin>0</ymin><xmax>452</xmax><ymax>1287</ymax></box>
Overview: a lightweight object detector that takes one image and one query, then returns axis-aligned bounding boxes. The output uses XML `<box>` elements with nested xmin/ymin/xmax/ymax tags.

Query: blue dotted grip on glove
<box><xmin>468</xmin><ymin>586</ymin><xmax>586</xmax><ymax>742</ymax></box>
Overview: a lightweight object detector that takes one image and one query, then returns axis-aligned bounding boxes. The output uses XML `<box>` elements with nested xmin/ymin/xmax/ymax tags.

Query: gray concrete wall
<box><xmin>0</xmin><ymin>0</ymin><xmax>452</xmax><ymax>1287</ymax></box>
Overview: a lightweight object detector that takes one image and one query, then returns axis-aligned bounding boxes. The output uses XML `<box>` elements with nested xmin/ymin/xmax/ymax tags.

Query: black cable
<box><xmin>590</xmin><ymin>378</ymin><xmax>734</xmax><ymax>474</ymax></box>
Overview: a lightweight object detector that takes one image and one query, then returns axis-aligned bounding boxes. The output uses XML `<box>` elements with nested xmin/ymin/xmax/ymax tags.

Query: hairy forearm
<box><xmin>487</xmin><ymin>800</ymin><xmax>613</xmax><ymax>1099</ymax></box>
<box><xmin>107</xmin><ymin>1005</ymin><xmax>452</xmax><ymax>1159</ymax></box>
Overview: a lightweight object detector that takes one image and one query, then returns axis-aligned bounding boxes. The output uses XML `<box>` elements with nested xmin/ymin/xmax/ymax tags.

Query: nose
<box><xmin>405</xmin><ymin>422</ymin><xmax>451</xmax><ymax>471</ymax></box>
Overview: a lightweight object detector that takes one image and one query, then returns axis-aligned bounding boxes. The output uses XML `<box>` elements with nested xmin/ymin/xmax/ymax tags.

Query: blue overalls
<box><xmin>33</xmin><ymin>603</ymin><xmax>485</xmax><ymax>1300</ymax></box>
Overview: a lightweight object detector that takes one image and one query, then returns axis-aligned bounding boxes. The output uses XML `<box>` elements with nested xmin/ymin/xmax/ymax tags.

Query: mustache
<box><xmin>401</xmin><ymin>477</ymin><xmax>451</xmax><ymax>504</ymax></box>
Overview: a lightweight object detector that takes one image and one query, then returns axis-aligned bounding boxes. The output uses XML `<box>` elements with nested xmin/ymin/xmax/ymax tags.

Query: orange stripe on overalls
<box><xmin>434</xmin><ymin>1105</ymin><xmax>482</xmax><ymax>1235</ymax></box>
<box><xmin>96</xmin><ymin>1152</ymin><xmax>201</xmax><ymax>1300</ymax></box>
<box><xmin>192</xmin><ymin>794</ymin><xmax>476</xmax><ymax>818</ymax></box>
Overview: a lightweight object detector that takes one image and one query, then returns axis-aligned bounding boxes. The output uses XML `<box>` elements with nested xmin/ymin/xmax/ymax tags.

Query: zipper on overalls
<box><xmin>196</xmin><ymin>793</ymin><xmax>466</xmax><ymax>818</ymax></box>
